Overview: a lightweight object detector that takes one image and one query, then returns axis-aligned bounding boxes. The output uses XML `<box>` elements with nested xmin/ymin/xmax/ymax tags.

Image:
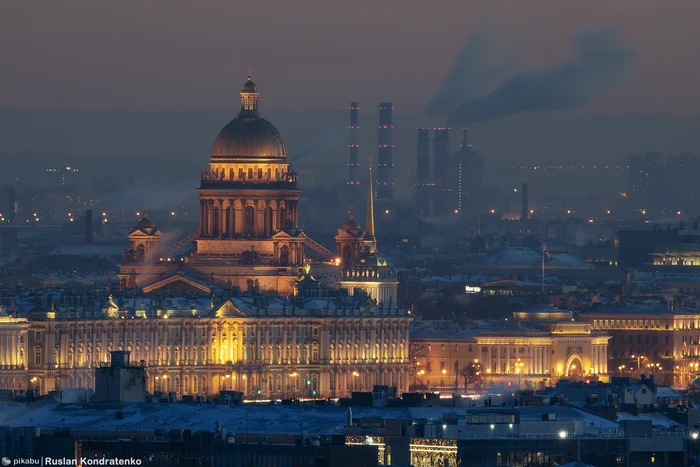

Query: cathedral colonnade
<box><xmin>199</xmin><ymin>198</ymin><xmax>299</xmax><ymax>239</ymax></box>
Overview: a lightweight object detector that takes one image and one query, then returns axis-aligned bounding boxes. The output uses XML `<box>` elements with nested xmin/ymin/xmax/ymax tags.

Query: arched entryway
<box><xmin>565</xmin><ymin>355</ymin><xmax>584</xmax><ymax>379</ymax></box>
<box><xmin>342</xmin><ymin>244</ymin><xmax>352</xmax><ymax>264</ymax></box>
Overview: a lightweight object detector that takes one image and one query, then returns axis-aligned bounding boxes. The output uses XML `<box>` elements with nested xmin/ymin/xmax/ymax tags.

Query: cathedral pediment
<box><xmin>141</xmin><ymin>274</ymin><xmax>211</xmax><ymax>295</ymax></box>
<box><xmin>273</xmin><ymin>230</ymin><xmax>307</xmax><ymax>240</ymax></box>
<box><xmin>215</xmin><ymin>300</ymin><xmax>248</xmax><ymax>318</ymax></box>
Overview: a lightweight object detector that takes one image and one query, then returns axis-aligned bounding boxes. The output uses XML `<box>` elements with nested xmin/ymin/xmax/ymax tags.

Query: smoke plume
<box><xmin>426</xmin><ymin>31</ymin><xmax>514</xmax><ymax>117</ymax></box>
<box><xmin>429</xmin><ymin>31</ymin><xmax>635</xmax><ymax>125</ymax></box>
<box><xmin>290</xmin><ymin>127</ymin><xmax>347</xmax><ymax>163</ymax></box>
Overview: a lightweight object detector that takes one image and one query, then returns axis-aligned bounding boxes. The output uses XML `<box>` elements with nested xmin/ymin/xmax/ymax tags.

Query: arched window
<box><xmin>244</xmin><ymin>206</ymin><xmax>255</xmax><ymax>236</ymax></box>
<box><xmin>265</xmin><ymin>206</ymin><xmax>274</xmax><ymax>236</ymax></box>
<box><xmin>280</xmin><ymin>245</ymin><xmax>290</xmax><ymax>266</ymax></box>
<box><xmin>135</xmin><ymin>244</ymin><xmax>146</xmax><ymax>262</ymax></box>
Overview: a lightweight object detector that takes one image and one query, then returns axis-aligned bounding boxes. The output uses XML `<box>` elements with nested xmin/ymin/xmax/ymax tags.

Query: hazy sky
<box><xmin>3</xmin><ymin>0</ymin><xmax>700</xmax><ymax>113</ymax></box>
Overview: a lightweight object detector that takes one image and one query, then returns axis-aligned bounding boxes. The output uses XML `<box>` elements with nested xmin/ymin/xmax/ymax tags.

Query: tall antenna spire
<box><xmin>365</xmin><ymin>156</ymin><xmax>375</xmax><ymax>240</ymax></box>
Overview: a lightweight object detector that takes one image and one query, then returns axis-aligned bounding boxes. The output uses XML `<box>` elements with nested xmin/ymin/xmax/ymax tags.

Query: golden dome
<box><xmin>211</xmin><ymin>72</ymin><xmax>287</xmax><ymax>159</ymax></box>
<box><xmin>211</xmin><ymin>117</ymin><xmax>287</xmax><ymax>159</ymax></box>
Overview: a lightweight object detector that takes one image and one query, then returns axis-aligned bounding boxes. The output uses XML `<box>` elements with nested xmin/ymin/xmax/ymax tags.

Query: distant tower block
<box><xmin>433</xmin><ymin>128</ymin><xmax>451</xmax><ymax>215</ymax></box>
<box><xmin>377</xmin><ymin>103</ymin><xmax>394</xmax><ymax>200</ymax></box>
<box><xmin>348</xmin><ymin>102</ymin><xmax>360</xmax><ymax>185</ymax></box>
<box><xmin>416</xmin><ymin>128</ymin><xmax>432</xmax><ymax>214</ymax></box>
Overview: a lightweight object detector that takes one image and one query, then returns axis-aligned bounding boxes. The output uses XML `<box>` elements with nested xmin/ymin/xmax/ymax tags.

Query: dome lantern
<box><xmin>239</xmin><ymin>67</ymin><xmax>260</xmax><ymax>117</ymax></box>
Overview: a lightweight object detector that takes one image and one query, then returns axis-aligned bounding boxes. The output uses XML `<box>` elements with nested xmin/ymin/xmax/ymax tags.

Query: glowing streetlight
<box><xmin>558</xmin><ymin>430</ymin><xmax>568</xmax><ymax>439</ymax></box>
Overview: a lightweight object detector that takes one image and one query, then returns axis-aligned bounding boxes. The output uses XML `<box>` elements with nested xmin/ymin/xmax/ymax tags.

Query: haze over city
<box><xmin>3</xmin><ymin>2</ymin><xmax>700</xmax><ymax>466</ymax></box>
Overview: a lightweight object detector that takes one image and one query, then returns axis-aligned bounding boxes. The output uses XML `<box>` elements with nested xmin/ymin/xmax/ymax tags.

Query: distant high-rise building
<box><xmin>377</xmin><ymin>103</ymin><xmax>393</xmax><ymax>200</ymax></box>
<box><xmin>433</xmin><ymin>128</ymin><xmax>451</xmax><ymax>215</ymax></box>
<box><xmin>45</xmin><ymin>166</ymin><xmax>79</xmax><ymax>187</ymax></box>
<box><xmin>628</xmin><ymin>152</ymin><xmax>664</xmax><ymax>210</ymax></box>
<box><xmin>457</xmin><ymin>129</ymin><xmax>483</xmax><ymax>216</ymax></box>
<box><xmin>347</xmin><ymin>102</ymin><xmax>360</xmax><ymax>185</ymax></box>
<box><xmin>416</xmin><ymin>128</ymin><xmax>431</xmax><ymax>215</ymax></box>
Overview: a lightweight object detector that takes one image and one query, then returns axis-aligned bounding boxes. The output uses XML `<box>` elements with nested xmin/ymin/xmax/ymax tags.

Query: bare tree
<box><xmin>460</xmin><ymin>361</ymin><xmax>483</xmax><ymax>394</ymax></box>
<box><xmin>409</xmin><ymin>340</ymin><xmax>430</xmax><ymax>390</ymax></box>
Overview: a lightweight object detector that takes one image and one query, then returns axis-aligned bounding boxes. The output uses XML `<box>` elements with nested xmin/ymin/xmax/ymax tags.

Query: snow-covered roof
<box><xmin>0</xmin><ymin>402</ymin><xmax>619</xmax><ymax>436</ymax></box>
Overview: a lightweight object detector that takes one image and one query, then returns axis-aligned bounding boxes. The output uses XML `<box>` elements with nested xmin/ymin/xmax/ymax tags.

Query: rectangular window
<box><xmin>440</xmin><ymin>344</ymin><xmax>445</xmax><ymax>352</ymax></box>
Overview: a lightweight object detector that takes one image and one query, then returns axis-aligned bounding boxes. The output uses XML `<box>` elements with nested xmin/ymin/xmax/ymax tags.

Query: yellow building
<box><xmin>0</xmin><ymin>289</ymin><xmax>411</xmax><ymax>398</ymax></box>
<box><xmin>410</xmin><ymin>316</ymin><xmax>610</xmax><ymax>390</ymax></box>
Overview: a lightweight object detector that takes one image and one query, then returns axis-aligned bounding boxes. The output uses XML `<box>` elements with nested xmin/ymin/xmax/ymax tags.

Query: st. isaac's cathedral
<box><xmin>117</xmin><ymin>72</ymin><xmax>398</xmax><ymax>306</ymax></box>
<box><xmin>0</xmin><ymin>73</ymin><xmax>409</xmax><ymax>399</ymax></box>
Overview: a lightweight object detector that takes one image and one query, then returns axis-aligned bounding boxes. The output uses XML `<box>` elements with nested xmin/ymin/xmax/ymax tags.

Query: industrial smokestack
<box><xmin>521</xmin><ymin>183</ymin><xmax>529</xmax><ymax>221</ymax></box>
<box><xmin>85</xmin><ymin>209</ymin><xmax>93</xmax><ymax>244</ymax></box>
<box><xmin>348</xmin><ymin>102</ymin><xmax>360</xmax><ymax>185</ymax></box>
<box><xmin>377</xmin><ymin>103</ymin><xmax>393</xmax><ymax>199</ymax></box>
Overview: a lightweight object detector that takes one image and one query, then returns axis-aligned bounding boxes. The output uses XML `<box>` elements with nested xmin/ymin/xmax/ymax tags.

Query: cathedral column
<box><xmin>218</xmin><ymin>199</ymin><xmax>225</xmax><ymax>238</ymax></box>
<box><xmin>199</xmin><ymin>200</ymin><xmax>205</xmax><ymax>236</ymax></box>
<box><xmin>256</xmin><ymin>201</ymin><xmax>264</xmax><ymax>237</ymax></box>
<box><xmin>206</xmin><ymin>200</ymin><xmax>213</xmax><ymax>239</ymax></box>
<box><xmin>487</xmin><ymin>346</ymin><xmax>493</xmax><ymax>373</ymax></box>
<box><xmin>229</xmin><ymin>200</ymin><xmax>235</xmax><ymax>238</ymax></box>
<box><xmin>506</xmin><ymin>347</ymin><xmax>510</xmax><ymax>374</ymax></box>
<box><xmin>11</xmin><ymin>331</ymin><xmax>17</xmax><ymax>366</ymax></box>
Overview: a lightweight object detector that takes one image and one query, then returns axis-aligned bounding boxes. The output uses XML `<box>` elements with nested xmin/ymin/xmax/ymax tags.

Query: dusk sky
<box><xmin>3</xmin><ymin>0</ymin><xmax>700</xmax><ymax>113</ymax></box>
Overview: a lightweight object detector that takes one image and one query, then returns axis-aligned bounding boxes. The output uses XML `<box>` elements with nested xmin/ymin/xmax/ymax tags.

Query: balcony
<box><xmin>200</xmin><ymin>171</ymin><xmax>298</xmax><ymax>190</ymax></box>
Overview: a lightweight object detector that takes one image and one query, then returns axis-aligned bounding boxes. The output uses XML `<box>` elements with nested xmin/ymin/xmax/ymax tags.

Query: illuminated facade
<box><xmin>0</xmin><ymin>292</ymin><xmax>411</xmax><ymax>398</ymax></box>
<box><xmin>411</xmin><ymin>321</ymin><xmax>610</xmax><ymax>390</ymax></box>
<box><xmin>580</xmin><ymin>308</ymin><xmax>700</xmax><ymax>386</ymax></box>
<box><xmin>651</xmin><ymin>246</ymin><xmax>700</xmax><ymax>267</ymax></box>
<box><xmin>118</xmin><ymin>72</ymin><xmax>324</xmax><ymax>296</ymax></box>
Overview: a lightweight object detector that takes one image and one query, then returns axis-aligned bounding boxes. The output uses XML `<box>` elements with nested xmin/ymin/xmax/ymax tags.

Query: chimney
<box><xmin>377</xmin><ymin>103</ymin><xmax>394</xmax><ymax>200</ymax></box>
<box><xmin>348</xmin><ymin>102</ymin><xmax>360</xmax><ymax>185</ymax></box>
<box><xmin>85</xmin><ymin>209</ymin><xmax>93</xmax><ymax>243</ymax></box>
<box><xmin>521</xmin><ymin>183</ymin><xmax>529</xmax><ymax>221</ymax></box>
